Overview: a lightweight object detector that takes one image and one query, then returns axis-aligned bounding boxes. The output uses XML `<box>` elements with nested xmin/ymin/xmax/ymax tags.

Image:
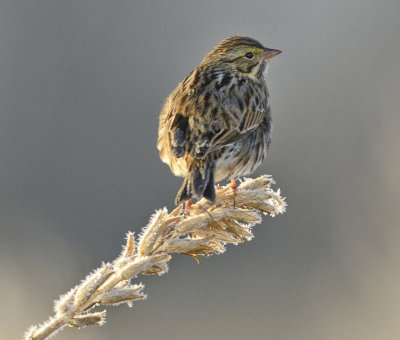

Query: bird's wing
<box><xmin>207</xmin><ymin>91</ymin><xmax>266</xmax><ymax>150</ymax></box>
<box><xmin>188</xmin><ymin>90</ymin><xmax>267</xmax><ymax>158</ymax></box>
<box><xmin>211</xmin><ymin>107</ymin><xmax>265</xmax><ymax>149</ymax></box>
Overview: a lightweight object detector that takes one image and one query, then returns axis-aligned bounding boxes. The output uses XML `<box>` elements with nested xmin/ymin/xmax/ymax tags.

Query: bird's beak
<box><xmin>262</xmin><ymin>48</ymin><xmax>281</xmax><ymax>60</ymax></box>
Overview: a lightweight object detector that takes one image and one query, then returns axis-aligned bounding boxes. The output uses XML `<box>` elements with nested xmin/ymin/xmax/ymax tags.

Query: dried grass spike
<box><xmin>23</xmin><ymin>175</ymin><xmax>286</xmax><ymax>340</ymax></box>
<box><xmin>68</xmin><ymin>311</ymin><xmax>106</xmax><ymax>328</ymax></box>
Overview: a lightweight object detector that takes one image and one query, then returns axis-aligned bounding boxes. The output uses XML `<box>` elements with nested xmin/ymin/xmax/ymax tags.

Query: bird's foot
<box><xmin>184</xmin><ymin>199</ymin><xmax>193</xmax><ymax>217</ymax></box>
<box><xmin>191</xmin><ymin>202</ymin><xmax>214</xmax><ymax>221</ymax></box>
<box><xmin>183</xmin><ymin>200</ymin><xmax>213</xmax><ymax>220</ymax></box>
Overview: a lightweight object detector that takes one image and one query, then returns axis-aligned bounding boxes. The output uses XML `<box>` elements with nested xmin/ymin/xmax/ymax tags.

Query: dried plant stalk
<box><xmin>23</xmin><ymin>175</ymin><xmax>286</xmax><ymax>340</ymax></box>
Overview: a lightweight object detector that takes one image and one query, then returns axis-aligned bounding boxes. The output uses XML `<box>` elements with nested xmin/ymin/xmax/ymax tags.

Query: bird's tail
<box><xmin>175</xmin><ymin>160</ymin><xmax>216</xmax><ymax>205</ymax></box>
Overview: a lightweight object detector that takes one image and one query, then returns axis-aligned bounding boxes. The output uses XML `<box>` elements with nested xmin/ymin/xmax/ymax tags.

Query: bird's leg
<box><xmin>229</xmin><ymin>169</ymin><xmax>237</xmax><ymax>208</ymax></box>
<box><xmin>184</xmin><ymin>199</ymin><xmax>193</xmax><ymax>216</ymax></box>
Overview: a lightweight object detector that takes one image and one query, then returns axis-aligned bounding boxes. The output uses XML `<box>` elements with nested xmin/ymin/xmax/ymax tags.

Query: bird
<box><xmin>157</xmin><ymin>36</ymin><xmax>281</xmax><ymax>208</ymax></box>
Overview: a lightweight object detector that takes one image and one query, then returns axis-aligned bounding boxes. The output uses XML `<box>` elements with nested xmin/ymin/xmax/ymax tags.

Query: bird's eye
<box><xmin>245</xmin><ymin>52</ymin><xmax>254</xmax><ymax>59</ymax></box>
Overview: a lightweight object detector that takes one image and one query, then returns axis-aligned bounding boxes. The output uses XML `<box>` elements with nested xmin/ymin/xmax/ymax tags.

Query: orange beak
<box><xmin>262</xmin><ymin>48</ymin><xmax>282</xmax><ymax>60</ymax></box>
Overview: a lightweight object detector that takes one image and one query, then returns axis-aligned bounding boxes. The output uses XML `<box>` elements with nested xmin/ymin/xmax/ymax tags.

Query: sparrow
<box><xmin>157</xmin><ymin>36</ymin><xmax>281</xmax><ymax>206</ymax></box>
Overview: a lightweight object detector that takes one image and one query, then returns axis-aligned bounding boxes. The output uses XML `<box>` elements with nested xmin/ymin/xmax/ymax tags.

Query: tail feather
<box><xmin>175</xmin><ymin>176</ymin><xmax>192</xmax><ymax>205</ymax></box>
<box><xmin>202</xmin><ymin>166</ymin><xmax>216</xmax><ymax>201</ymax></box>
<box><xmin>175</xmin><ymin>161</ymin><xmax>216</xmax><ymax>205</ymax></box>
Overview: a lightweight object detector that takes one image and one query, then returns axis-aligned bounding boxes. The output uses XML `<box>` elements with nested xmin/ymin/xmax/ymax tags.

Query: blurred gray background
<box><xmin>1</xmin><ymin>1</ymin><xmax>399</xmax><ymax>339</ymax></box>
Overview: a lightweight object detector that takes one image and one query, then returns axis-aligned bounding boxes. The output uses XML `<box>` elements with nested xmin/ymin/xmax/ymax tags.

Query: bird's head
<box><xmin>202</xmin><ymin>36</ymin><xmax>281</xmax><ymax>79</ymax></box>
